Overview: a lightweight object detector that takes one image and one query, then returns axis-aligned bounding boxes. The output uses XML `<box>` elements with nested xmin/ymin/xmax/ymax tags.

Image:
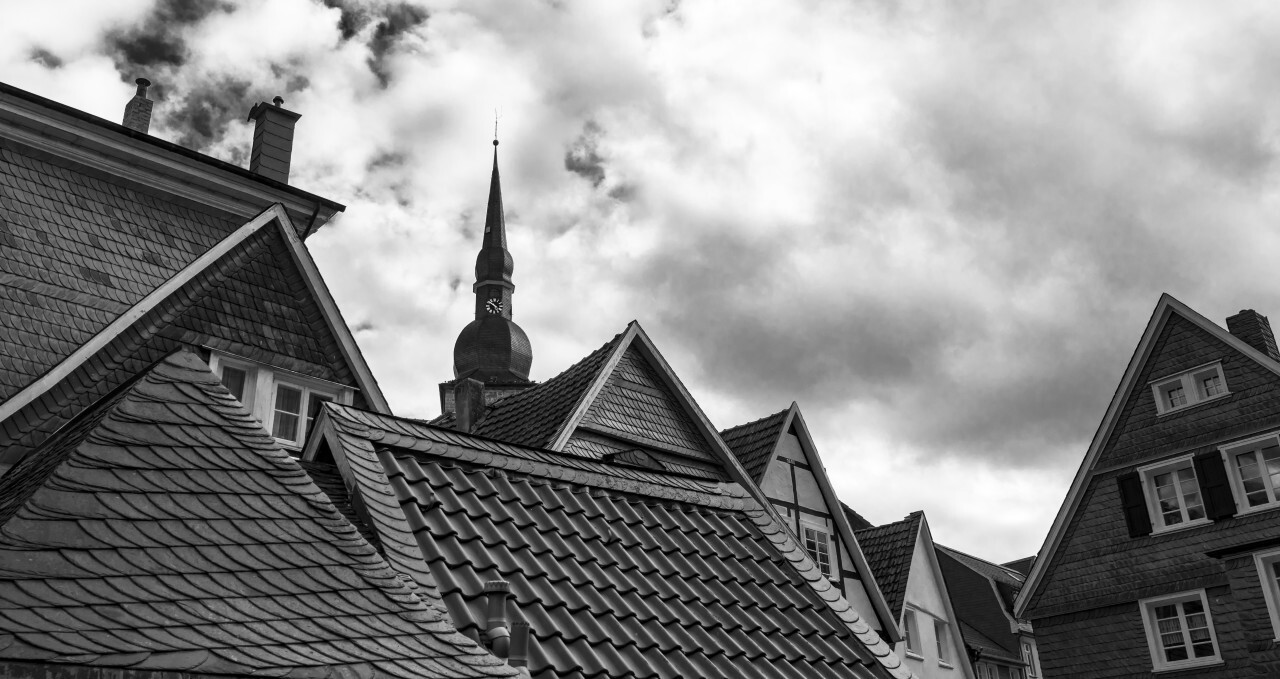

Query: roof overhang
<box><xmin>0</xmin><ymin>82</ymin><xmax>344</xmax><ymax>237</ymax></box>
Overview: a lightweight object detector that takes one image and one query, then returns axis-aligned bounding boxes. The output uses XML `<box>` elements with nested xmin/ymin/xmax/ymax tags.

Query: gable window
<box><xmin>802</xmin><ymin>526</ymin><xmax>833</xmax><ymax>577</ymax></box>
<box><xmin>1150</xmin><ymin>362</ymin><xmax>1229</xmax><ymax>415</ymax></box>
<box><xmin>1255</xmin><ymin>549</ymin><xmax>1280</xmax><ymax>640</ymax></box>
<box><xmin>209</xmin><ymin>352</ymin><xmax>351</xmax><ymax>450</ymax></box>
<box><xmin>1222</xmin><ymin>434</ymin><xmax>1280</xmax><ymax>512</ymax></box>
<box><xmin>1137</xmin><ymin>456</ymin><xmax>1208</xmax><ymax>533</ymax></box>
<box><xmin>903</xmin><ymin>609</ymin><xmax>922</xmax><ymax>658</ymax></box>
<box><xmin>934</xmin><ymin>619</ymin><xmax>952</xmax><ymax>666</ymax></box>
<box><xmin>1022</xmin><ymin>641</ymin><xmax>1039</xmax><ymax>677</ymax></box>
<box><xmin>1138</xmin><ymin>590</ymin><xmax>1221</xmax><ymax>671</ymax></box>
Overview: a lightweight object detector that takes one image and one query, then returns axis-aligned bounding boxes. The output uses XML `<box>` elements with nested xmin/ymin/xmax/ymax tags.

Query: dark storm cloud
<box><xmin>28</xmin><ymin>48</ymin><xmax>62</xmax><ymax>69</ymax></box>
<box><xmin>166</xmin><ymin>77</ymin><xmax>251</xmax><ymax>150</ymax></box>
<box><xmin>106</xmin><ymin>0</ymin><xmax>231</xmax><ymax>74</ymax></box>
<box><xmin>367</xmin><ymin>3</ymin><xmax>429</xmax><ymax>87</ymax></box>
<box><xmin>565</xmin><ymin>122</ymin><xmax>606</xmax><ymax>188</ymax></box>
<box><xmin>321</xmin><ymin>0</ymin><xmax>372</xmax><ymax>41</ymax></box>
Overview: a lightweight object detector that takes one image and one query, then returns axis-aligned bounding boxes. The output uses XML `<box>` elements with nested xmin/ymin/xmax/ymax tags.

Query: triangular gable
<box><xmin>1015</xmin><ymin>293</ymin><xmax>1280</xmax><ymax>617</ymax></box>
<box><xmin>0</xmin><ymin>204</ymin><xmax>388</xmax><ymax>468</ymax></box>
<box><xmin>0</xmin><ymin>349</ymin><xmax>511</xmax><ymax>678</ymax></box>
<box><xmin>722</xmin><ymin>403</ymin><xmax>901</xmax><ymax>643</ymax></box>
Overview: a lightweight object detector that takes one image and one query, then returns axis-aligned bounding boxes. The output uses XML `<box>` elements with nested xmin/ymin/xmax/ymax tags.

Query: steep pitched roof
<box><xmin>0</xmin><ymin>349</ymin><xmax>512</xmax><ymax>678</ymax></box>
<box><xmin>936</xmin><ymin>546</ymin><xmax>1024</xmax><ymax>663</ymax></box>
<box><xmin>1014</xmin><ymin>293</ymin><xmax>1280</xmax><ymax>617</ymax></box>
<box><xmin>1001</xmin><ymin>556</ymin><xmax>1034</xmax><ymax>577</ymax></box>
<box><xmin>0</xmin><ymin>197</ymin><xmax>388</xmax><ymax>468</ymax></box>
<box><xmin>317</xmin><ymin>405</ymin><xmax>914</xmax><ymax>679</ymax></box>
<box><xmin>719</xmin><ymin>407</ymin><xmax>789</xmax><ymax>482</ymax></box>
<box><xmin>854</xmin><ymin>512</ymin><xmax>924</xmax><ymax>619</ymax></box>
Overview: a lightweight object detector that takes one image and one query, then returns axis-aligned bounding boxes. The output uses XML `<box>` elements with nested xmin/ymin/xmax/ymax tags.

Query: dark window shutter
<box><xmin>1117</xmin><ymin>471</ymin><xmax>1152</xmax><ymax>537</ymax></box>
<box><xmin>1194</xmin><ymin>451</ymin><xmax>1237</xmax><ymax>520</ymax></box>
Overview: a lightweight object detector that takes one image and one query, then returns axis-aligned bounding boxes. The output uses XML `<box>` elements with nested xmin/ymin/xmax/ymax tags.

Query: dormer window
<box><xmin>208</xmin><ymin>352</ymin><xmax>352</xmax><ymax>450</ymax></box>
<box><xmin>1151</xmin><ymin>362</ymin><xmax>1229</xmax><ymax>415</ymax></box>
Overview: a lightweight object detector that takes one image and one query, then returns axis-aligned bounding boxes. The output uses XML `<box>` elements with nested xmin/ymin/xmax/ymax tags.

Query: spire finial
<box><xmin>493</xmin><ymin>109</ymin><xmax>499</xmax><ymax>146</ymax></box>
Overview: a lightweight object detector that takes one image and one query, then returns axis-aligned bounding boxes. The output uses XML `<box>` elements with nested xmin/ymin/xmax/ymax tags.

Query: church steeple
<box><xmin>441</xmin><ymin>139</ymin><xmax>535</xmax><ymax>415</ymax></box>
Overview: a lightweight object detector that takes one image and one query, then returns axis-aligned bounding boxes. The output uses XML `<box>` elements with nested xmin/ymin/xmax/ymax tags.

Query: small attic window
<box><xmin>208</xmin><ymin>351</ymin><xmax>353</xmax><ymax>451</ymax></box>
<box><xmin>1151</xmin><ymin>362</ymin><xmax>1229</xmax><ymax>415</ymax></box>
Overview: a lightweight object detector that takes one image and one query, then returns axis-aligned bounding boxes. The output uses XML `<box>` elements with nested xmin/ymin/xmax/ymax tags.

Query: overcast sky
<box><xmin>5</xmin><ymin>0</ymin><xmax>1280</xmax><ymax>563</ymax></box>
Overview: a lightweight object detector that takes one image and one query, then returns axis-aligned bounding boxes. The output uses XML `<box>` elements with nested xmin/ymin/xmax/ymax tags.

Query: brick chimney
<box><xmin>453</xmin><ymin>378</ymin><xmax>486</xmax><ymax>433</ymax></box>
<box><xmin>122</xmin><ymin>78</ymin><xmax>153</xmax><ymax>134</ymax></box>
<box><xmin>1226</xmin><ymin>309</ymin><xmax>1280</xmax><ymax>361</ymax></box>
<box><xmin>246</xmin><ymin>96</ymin><xmax>300</xmax><ymax>184</ymax></box>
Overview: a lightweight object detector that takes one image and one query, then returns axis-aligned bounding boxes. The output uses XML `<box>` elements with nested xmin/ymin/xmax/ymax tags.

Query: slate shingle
<box><xmin>720</xmin><ymin>408</ymin><xmax>790</xmax><ymax>483</ymax></box>
<box><xmin>0</xmin><ymin>350</ymin><xmax>515</xmax><ymax>679</ymax></box>
<box><xmin>854</xmin><ymin>511</ymin><xmax>923</xmax><ymax>620</ymax></box>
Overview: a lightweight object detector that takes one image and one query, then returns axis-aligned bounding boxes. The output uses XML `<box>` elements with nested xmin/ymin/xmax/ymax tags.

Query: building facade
<box><xmin>1017</xmin><ymin>294</ymin><xmax>1280</xmax><ymax>677</ymax></box>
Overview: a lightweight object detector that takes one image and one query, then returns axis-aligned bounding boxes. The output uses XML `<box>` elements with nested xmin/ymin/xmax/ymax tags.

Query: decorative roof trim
<box><xmin>0</xmin><ymin>82</ymin><xmax>342</xmax><ymax>235</ymax></box>
<box><xmin>785</xmin><ymin>403</ymin><xmax>902</xmax><ymax>644</ymax></box>
<box><xmin>0</xmin><ymin>204</ymin><xmax>283</xmax><ymax>424</ymax></box>
<box><xmin>273</xmin><ymin>207</ymin><xmax>389</xmax><ymax>412</ymax></box>
<box><xmin>1015</xmin><ymin>293</ymin><xmax>1280</xmax><ymax>617</ymax></box>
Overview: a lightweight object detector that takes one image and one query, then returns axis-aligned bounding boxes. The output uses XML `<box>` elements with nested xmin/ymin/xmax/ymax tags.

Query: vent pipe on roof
<box><xmin>122</xmin><ymin>78</ymin><xmax>153</xmax><ymax>134</ymax></box>
<box><xmin>483</xmin><ymin>580</ymin><xmax>512</xmax><ymax>658</ymax></box>
<box><xmin>246</xmin><ymin>96</ymin><xmax>300</xmax><ymax>184</ymax></box>
<box><xmin>1226</xmin><ymin>309</ymin><xmax>1280</xmax><ymax>361</ymax></box>
<box><xmin>509</xmin><ymin>621</ymin><xmax>530</xmax><ymax>667</ymax></box>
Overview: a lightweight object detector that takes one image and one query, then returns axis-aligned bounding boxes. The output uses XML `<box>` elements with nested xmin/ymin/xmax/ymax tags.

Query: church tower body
<box><xmin>439</xmin><ymin>141</ymin><xmax>535</xmax><ymax>414</ymax></box>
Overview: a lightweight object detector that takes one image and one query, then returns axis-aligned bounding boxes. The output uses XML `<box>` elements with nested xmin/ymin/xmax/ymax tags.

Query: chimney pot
<box><xmin>453</xmin><ymin>378</ymin><xmax>486</xmax><ymax>433</ymax></box>
<box><xmin>484</xmin><ymin>580</ymin><xmax>511</xmax><ymax>658</ymax></box>
<box><xmin>273</xmin><ymin>95</ymin><xmax>284</xmax><ymax>107</ymax></box>
<box><xmin>122</xmin><ymin>76</ymin><xmax>154</xmax><ymax>134</ymax></box>
<box><xmin>1226</xmin><ymin>309</ymin><xmax>1280</xmax><ymax>361</ymax></box>
<box><xmin>246</xmin><ymin>98</ymin><xmax>301</xmax><ymax>184</ymax></box>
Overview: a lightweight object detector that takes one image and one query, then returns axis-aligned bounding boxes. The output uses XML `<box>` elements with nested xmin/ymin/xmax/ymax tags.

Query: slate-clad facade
<box><xmin>1017</xmin><ymin>295</ymin><xmax>1280</xmax><ymax>677</ymax></box>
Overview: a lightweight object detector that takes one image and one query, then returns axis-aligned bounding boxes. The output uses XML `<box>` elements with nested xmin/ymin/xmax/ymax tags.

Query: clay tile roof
<box><xmin>323</xmin><ymin>406</ymin><xmax>911</xmax><ymax>679</ymax></box>
<box><xmin>719</xmin><ymin>408</ymin><xmax>789</xmax><ymax>482</ymax></box>
<box><xmin>462</xmin><ymin>333</ymin><xmax>624</xmax><ymax>448</ymax></box>
<box><xmin>854</xmin><ymin>511</ymin><xmax>924</xmax><ymax>619</ymax></box>
<box><xmin>0</xmin><ymin>350</ymin><xmax>514</xmax><ymax>679</ymax></box>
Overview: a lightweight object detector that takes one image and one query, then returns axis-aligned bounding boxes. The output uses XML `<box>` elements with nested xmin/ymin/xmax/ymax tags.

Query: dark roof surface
<box><xmin>0</xmin><ymin>350</ymin><xmax>513</xmax><ymax>679</ymax></box>
<box><xmin>719</xmin><ymin>407</ymin><xmax>789</xmax><ymax>482</ymax></box>
<box><xmin>843</xmin><ymin>504</ymin><xmax>875</xmax><ymax>531</ymax></box>
<box><xmin>854</xmin><ymin>512</ymin><xmax>923</xmax><ymax>619</ymax></box>
<box><xmin>1001</xmin><ymin>556</ymin><xmax>1034</xmax><ymax>577</ymax></box>
<box><xmin>0</xmin><ymin>136</ymin><xmax>360</xmax><ymax>464</ymax></box>
<box><xmin>957</xmin><ymin>621</ymin><xmax>1021</xmax><ymax>664</ymax></box>
<box><xmin>935</xmin><ymin>546</ymin><xmax>1022</xmax><ymax>660</ymax></box>
<box><xmin>325</xmin><ymin>405</ymin><xmax>910</xmax><ymax>679</ymax></box>
<box><xmin>0</xmin><ymin>137</ymin><xmax>240</xmax><ymax>402</ymax></box>
<box><xmin>457</xmin><ymin>333</ymin><xmax>622</xmax><ymax>448</ymax></box>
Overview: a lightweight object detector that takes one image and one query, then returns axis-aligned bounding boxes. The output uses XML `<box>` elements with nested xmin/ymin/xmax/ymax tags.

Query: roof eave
<box><xmin>0</xmin><ymin>82</ymin><xmax>344</xmax><ymax>238</ymax></box>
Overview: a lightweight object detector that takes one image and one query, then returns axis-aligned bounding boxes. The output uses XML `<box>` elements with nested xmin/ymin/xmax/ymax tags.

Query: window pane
<box><xmin>935</xmin><ymin>620</ymin><xmax>950</xmax><ymax>662</ymax></box>
<box><xmin>803</xmin><ymin>527</ymin><xmax>831</xmax><ymax>575</ymax></box>
<box><xmin>904</xmin><ymin>611</ymin><xmax>919</xmax><ymax>652</ymax></box>
<box><xmin>272</xmin><ymin>385</ymin><xmax>302</xmax><ymax>441</ymax></box>
<box><xmin>221</xmin><ymin>366</ymin><xmax>247</xmax><ymax>401</ymax></box>
<box><xmin>1264</xmin><ymin>445</ymin><xmax>1280</xmax><ymax>502</ymax></box>
<box><xmin>1202</xmin><ymin>374</ymin><xmax>1224</xmax><ymax>397</ymax></box>
<box><xmin>1168</xmin><ymin>386</ymin><xmax>1186</xmax><ymax>407</ymax></box>
<box><xmin>1179</xmin><ymin>469</ymin><xmax>1205</xmax><ymax>520</ymax></box>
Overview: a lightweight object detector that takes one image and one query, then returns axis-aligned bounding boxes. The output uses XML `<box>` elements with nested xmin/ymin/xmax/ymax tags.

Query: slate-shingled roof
<box><xmin>323</xmin><ymin>405</ymin><xmax>912</xmax><ymax>679</ymax></box>
<box><xmin>853</xmin><ymin>511</ymin><xmax>924</xmax><ymax>619</ymax></box>
<box><xmin>719</xmin><ymin>407</ymin><xmax>789</xmax><ymax>483</ymax></box>
<box><xmin>0</xmin><ymin>350</ymin><xmax>514</xmax><ymax>679</ymax></box>
<box><xmin>936</xmin><ymin>546</ymin><xmax>1026</xmax><ymax>664</ymax></box>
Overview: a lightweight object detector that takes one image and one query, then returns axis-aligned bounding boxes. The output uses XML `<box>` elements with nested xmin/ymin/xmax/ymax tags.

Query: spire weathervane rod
<box><xmin>494</xmin><ymin>109</ymin><xmax>500</xmax><ymax>145</ymax></box>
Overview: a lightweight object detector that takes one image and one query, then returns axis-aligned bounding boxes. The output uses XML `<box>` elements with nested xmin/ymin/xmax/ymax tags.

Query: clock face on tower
<box><xmin>486</xmin><ymin>298</ymin><xmax>503</xmax><ymax>314</ymax></box>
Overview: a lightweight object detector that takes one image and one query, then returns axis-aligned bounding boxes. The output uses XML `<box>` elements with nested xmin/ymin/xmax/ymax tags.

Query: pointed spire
<box><xmin>483</xmin><ymin>139</ymin><xmax>506</xmax><ymax>250</ymax></box>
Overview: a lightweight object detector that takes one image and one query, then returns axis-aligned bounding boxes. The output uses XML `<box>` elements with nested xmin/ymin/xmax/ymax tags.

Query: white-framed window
<box><xmin>1137</xmin><ymin>455</ymin><xmax>1208</xmax><ymax>533</ymax></box>
<box><xmin>1222</xmin><ymin>433</ymin><xmax>1280</xmax><ymax>513</ymax></box>
<box><xmin>209</xmin><ymin>352</ymin><xmax>351</xmax><ymax>450</ymax></box>
<box><xmin>934</xmin><ymin>619</ymin><xmax>952</xmax><ymax>666</ymax></box>
<box><xmin>1255</xmin><ymin>548</ymin><xmax>1280</xmax><ymax>640</ymax></box>
<box><xmin>1138</xmin><ymin>590</ymin><xmax>1221</xmax><ymax>671</ymax></box>
<box><xmin>1022</xmin><ymin>640</ymin><xmax>1039</xmax><ymax>677</ymax></box>
<box><xmin>802</xmin><ymin>525</ymin><xmax>833</xmax><ymax>577</ymax></box>
<box><xmin>1150</xmin><ymin>362</ymin><xmax>1229</xmax><ymax>415</ymax></box>
<box><xmin>903</xmin><ymin>609</ymin><xmax>922</xmax><ymax>658</ymax></box>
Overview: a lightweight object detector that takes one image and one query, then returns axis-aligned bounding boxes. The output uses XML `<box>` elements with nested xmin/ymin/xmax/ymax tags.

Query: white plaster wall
<box><xmin>896</xmin><ymin>532</ymin><xmax>972</xmax><ymax>679</ymax></box>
